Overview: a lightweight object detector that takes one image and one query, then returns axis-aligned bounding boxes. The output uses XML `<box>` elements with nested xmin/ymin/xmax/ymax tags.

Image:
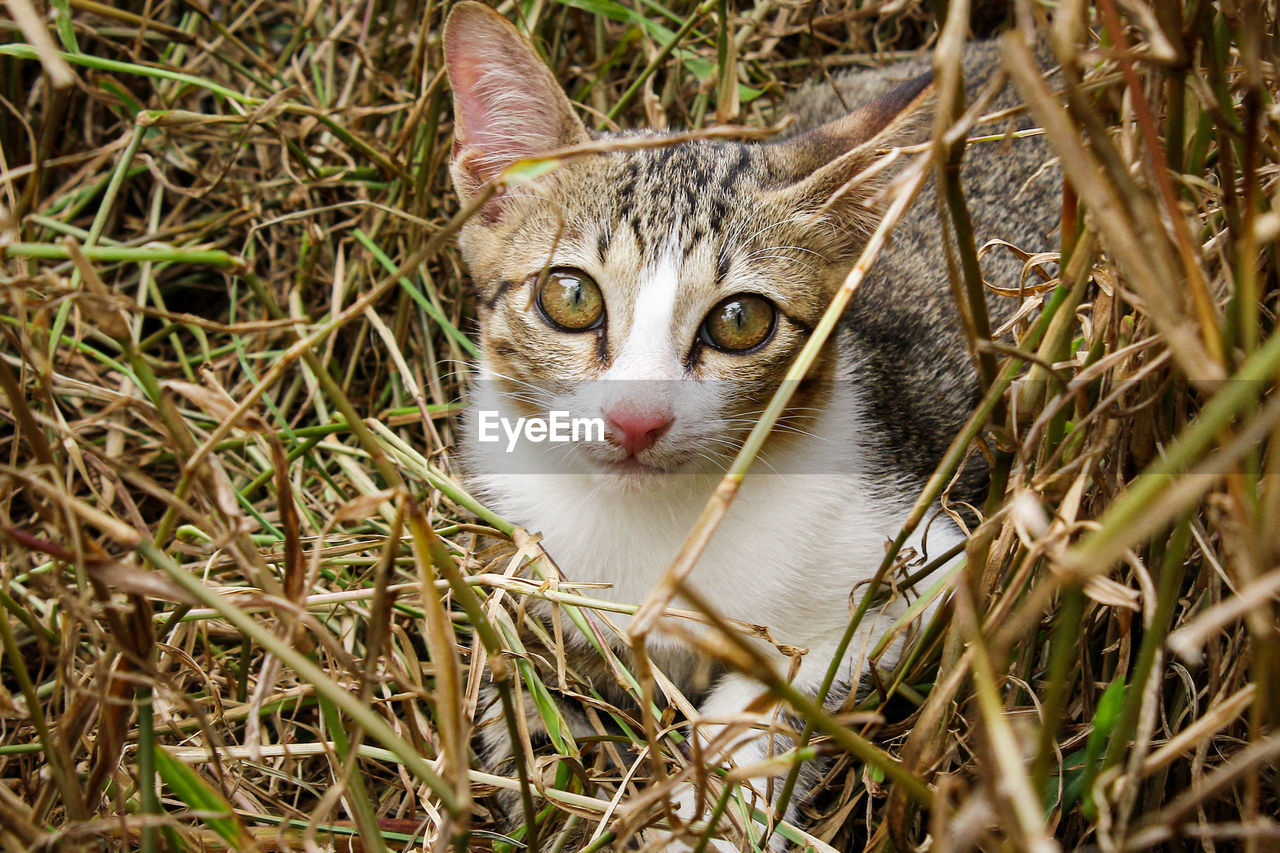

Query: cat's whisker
<box><xmin>746</xmin><ymin>243</ymin><xmax>829</xmax><ymax>259</ymax></box>
<box><xmin>739</xmin><ymin>214</ymin><xmax>818</xmax><ymax>247</ymax></box>
<box><xmin>720</xmin><ymin>423</ymin><xmax>832</xmax><ymax>443</ymax></box>
<box><xmin>741</xmin><ymin>244</ymin><xmax>831</xmax><ymax>265</ymax></box>
<box><xmin>474</xmin><ymin>366</ymin><xmax>559</xmax><ymax>398</ymax></box>
<box><xmin>721</xmin><ymin>414</ymin><xmax>826</xmax><ymax>430</ymax></box>
<box><xmin>738</xmin><ymin>254</ymin><xmax>821</xmax><ymax>273</ymax></box>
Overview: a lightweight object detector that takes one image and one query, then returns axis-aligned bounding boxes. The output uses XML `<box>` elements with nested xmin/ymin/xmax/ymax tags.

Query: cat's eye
<box><xmin>536</xmin><ymin>268</ymin><xmax>605</xmax><ymax>332</ymax></box>
<box><xmin>700</xmin><ymin>294</ymin><xmax>776</xmax><ymax>352</ymax></box>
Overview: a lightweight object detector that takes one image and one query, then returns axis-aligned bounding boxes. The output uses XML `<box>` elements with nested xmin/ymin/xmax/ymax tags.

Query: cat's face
<box><xmin>444</xmin><ymin>2</ymin><xmax>930</xmax><ymax>479</ymax></box>
<box><xmin>459</xmin><ymin>140</ymin><xmax>847</xmax><ymax>475</ymax></box>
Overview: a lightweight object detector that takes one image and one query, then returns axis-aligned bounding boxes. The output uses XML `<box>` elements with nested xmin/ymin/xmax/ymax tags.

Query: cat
<box><xmin>441</xmin><ymin>3</ymin><xmax>1059</xmax><ymax>849</ymax></box>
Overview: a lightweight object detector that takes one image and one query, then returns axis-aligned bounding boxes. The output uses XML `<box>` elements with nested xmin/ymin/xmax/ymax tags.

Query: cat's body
<box><xmin>442</xmin><ymin>5</ymin><xmax>1058</xmax><ymax>848</ymax></box>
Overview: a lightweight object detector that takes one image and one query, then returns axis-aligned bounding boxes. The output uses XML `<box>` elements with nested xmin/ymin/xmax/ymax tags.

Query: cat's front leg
<box><xmin>638</xmin><ymin>669</ymin><xmax>845</xmax><ymax>852</ymax></box>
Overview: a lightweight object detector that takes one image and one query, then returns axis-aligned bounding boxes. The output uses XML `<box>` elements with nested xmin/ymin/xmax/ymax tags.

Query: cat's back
<box><xmin>788</xmin><ymin>42</ymin><xmax>1061</xmax><ymax>494</ymax></box>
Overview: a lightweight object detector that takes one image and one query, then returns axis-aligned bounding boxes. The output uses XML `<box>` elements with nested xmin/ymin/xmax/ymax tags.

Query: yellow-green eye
<box><xmin>700</xmin><ymin>294</ymin><xmax>776</xmax><ymax>352</ymax></box>
<box><xmin>536</xmin><ymin>268</ymin><xmax>604</xmax><ymax>332</ymax></box>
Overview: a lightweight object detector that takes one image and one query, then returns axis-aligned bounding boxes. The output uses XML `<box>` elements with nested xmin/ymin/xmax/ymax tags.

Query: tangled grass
<box><xmin>1</xmin><ymin>0</ymin><xmax>1278</xmax><ymax>850</ymax></box>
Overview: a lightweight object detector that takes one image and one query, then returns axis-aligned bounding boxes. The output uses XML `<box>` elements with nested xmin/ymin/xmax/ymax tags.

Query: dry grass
<box><xmin>1</xmin><ymin>0</ymin><xmax>1278</xmax><ymax>851</ymax></box>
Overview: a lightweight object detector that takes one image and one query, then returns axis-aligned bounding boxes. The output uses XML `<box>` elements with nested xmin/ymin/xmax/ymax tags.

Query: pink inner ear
<box><xmin>448</xmin><ymin>39</ymin><xmax>574</xmax><ymax>184</ymax></box>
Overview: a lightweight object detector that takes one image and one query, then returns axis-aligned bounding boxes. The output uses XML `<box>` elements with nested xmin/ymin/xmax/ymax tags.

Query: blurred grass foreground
<box><xmin>1</xmin><ymin>0</ymin><xmax>1279</xmax><ymax>850</ymax></box>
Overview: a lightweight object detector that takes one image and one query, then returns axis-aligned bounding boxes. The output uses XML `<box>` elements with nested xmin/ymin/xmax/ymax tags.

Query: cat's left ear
<box><xmin>768</xmin><ymin>73</ymin><xmax>934</xmax><ymax>249</ymax></box>
<box><xmin>443</xmin><ymin>2</ymin><xmax>590</xmax><ymax>209</ymax></box>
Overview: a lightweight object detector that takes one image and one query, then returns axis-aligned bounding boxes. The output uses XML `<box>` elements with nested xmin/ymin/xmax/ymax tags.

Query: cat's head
<box><xmin>443</xmin><ymin>2</ymin><xmax>932</xmax><ymax>480</ymax></box>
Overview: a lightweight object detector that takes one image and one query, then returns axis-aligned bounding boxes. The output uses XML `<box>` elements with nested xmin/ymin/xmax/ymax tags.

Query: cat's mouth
<box><xmin>597</xmin><ymin>454</ymin><xmax>669</xmax><ymax>474</ymax></box>
<box><xmin>585</xmin><ymin>440</ymin><xmax>723</xmax><ymax>478</ymax></box>
<box><xmin>586</xmin><ymin>454</ymin><xmax>686</xmax><ymax>487</ymax></box>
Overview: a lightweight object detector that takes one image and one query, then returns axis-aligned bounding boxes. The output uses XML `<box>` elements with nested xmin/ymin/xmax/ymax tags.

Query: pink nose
<box><xmin>605</xmin><ymin>409</ymin><xmax>674</xmax><ymax>455</ymax></box>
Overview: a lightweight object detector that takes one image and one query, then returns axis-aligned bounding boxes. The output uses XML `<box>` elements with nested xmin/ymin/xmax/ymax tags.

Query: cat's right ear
<box><xmin>443</xmin><ymin>2</ymin><xmax>590</xmax><ymax>211</ymax></box>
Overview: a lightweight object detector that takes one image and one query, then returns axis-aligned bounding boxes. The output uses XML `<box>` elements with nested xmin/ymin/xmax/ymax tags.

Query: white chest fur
<box><xmin>462</xmin><ymin>377</ymin><xmax>958</xmax><ymax>676</ymax></box>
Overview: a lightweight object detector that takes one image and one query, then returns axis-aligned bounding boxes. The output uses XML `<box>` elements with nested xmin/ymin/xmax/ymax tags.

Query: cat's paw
<box><xmin>633</xmin><ymin>824</ymin><xmax>742</xmax><ymax>853</ymax></box>
<box><xmin>628</xmin><ymin>782</ymin><xmax>786</xmax><ymax>852</ymax></box>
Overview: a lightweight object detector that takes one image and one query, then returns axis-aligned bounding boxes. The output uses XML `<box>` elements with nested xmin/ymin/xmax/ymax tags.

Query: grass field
<box><xmin>1</xmin><ymin>0</ymin><xmax>1278</xmax><ymax>850</ymax></box>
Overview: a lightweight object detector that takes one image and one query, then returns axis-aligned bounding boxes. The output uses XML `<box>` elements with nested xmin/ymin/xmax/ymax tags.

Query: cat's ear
<box><xmin>768</xmin><ymin>73</ymin><xmax>934</xmax><ymax>248</ymax></box>
<box><xmin>443</xmin><ymin>2</ymin><xmax>590</xmax><ymax>209</ymax></box>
